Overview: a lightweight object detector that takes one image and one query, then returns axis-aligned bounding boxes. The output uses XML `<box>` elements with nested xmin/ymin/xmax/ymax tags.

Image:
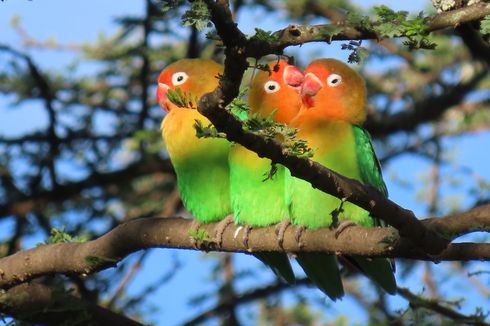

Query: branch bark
<box><xmin>0</xmin><ymin>204</ymin><xmax>489</xmax><ymax>291</ymax></box>
<box><xmin>0</xmin><ymin>281</ymin><xmax>143</xmax><ymax>326</ymax></box>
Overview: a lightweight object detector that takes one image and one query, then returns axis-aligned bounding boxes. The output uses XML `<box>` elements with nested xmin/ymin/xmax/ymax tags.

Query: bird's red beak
<box><xmin>156</xmin><ymin>82</ymin><xmax>170</xmax><ymax>112</ymax></box>
<box><xmin>301</xmin><ymin>73</ymin><xmax>323</xmax><ymax>108</ymax></box>
<box><xmin>284</xmin><ymin>65</ymin><xmax>304</xmax><ymax>88</ymax></box>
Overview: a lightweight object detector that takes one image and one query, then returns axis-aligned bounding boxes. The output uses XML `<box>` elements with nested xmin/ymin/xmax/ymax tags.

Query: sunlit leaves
<box><xmin>372</xmin><ymin>5</ymin><xmax>436</xmax><ymax>49</ymax></box>
<box><xmin>167</xmin><ymin>87</ymin><xmax>198</xmax><ymax>109</ymax></box>
<box><xmin>252</xmin><ymin>28</ymin><xmax>279</xmax><ymax>42</ymax></box>
<box><xmin>481</xmin><ymin>15</ymin><xmax>490</xmax><ymax>35</ymax></box>
<box><xmin>182</xmin><ymin>0</ymin><xmax>211</xmax><ymax>31</ymax></box>
<box><xmin>319</xmin><ymin>25</ymin><xmax>345</xmax><ymax>43</ymax></box>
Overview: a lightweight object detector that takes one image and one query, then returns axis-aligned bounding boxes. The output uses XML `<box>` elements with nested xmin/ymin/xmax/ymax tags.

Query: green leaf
<box><xmin>244</xmin><ymin>112</ymin><xmax>314</xmax><ymax>159</ymax></box>
<box><xmin>188</xmin><ymin>228</ymin><xmax>210</xmax><ymax>241</ymax></box>
<box><xmin>227</xmin><ymin>87</ymin><xmax>249</xmax><ymax>120</ymax></box>
<box><xmin>481</xmin><ymin>15</ymin><xmax>490</xmax><ymax>35</ymax></box>
<box><xmin>373</xmin><ymin>5</ymin><xmax>408</xmax><ymax>23</ymax></box>
<box><xmin>193</xmin><ymin>119</ymin><xmax>227</xmax><ymax>139</ymax></box>
<box><xmin>319</xmin><ymin>25</ymin><xmax>345</xmax><ymax>43</ymax></box>
<box><xmin>166</xmin><ymin>87</ymin><xmax>198</xmax><ymax>109</ymax></box>
<box><xmin>39</xmin><ymin>227</ymin><xmax>88</xmax><ymax>245</ymax></box>
<box><xmin>371</xmin><ymin>6</ymin><xmax>435</xmax><ymax>50</ymax></box>
<box><xmin>182</xmin><ymin>0</ymin><xmax>211</xmax><ymax>31</ymax></box>
<box><xmin>252</xmin><ymin>28</ymin><xmax>279</xmax><ymax>42</ymax></box>
<box><xmin>346</xmin><ymin>12</ymin><xmax>373</xmax><ymax>30</ymax></box>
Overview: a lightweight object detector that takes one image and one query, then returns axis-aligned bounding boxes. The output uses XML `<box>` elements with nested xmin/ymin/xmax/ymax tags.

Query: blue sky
<box><xmin>1</xmin><ymin>1</ymin><xmax>490</xmax><ymax>325</ymax></box>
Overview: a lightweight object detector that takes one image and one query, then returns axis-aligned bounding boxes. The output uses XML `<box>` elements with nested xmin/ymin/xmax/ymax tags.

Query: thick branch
<box><xmin>0</xmin><ymin>281</ymin><xmax>143</xmax><ymax>326</ymax></box>
<box><xmin>0</xmin><ymin>204</ymin><xmax>489</xmax><ymax>291</ymax></box>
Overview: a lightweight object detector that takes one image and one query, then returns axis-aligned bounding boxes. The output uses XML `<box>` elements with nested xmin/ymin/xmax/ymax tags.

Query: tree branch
<box><xmin>0</xmin><ymin>281</ymin><xmax>143</xmax><ymax>326</ymax></box>
<box><xmin>397</xmin><ymin>287</ymin><xmax>489</xmax><ymax>326</ymax></box>
<box><xmin>0</xmin><ymin>204</ymin><xmax>489</xmax><ymax>291</ymax></box>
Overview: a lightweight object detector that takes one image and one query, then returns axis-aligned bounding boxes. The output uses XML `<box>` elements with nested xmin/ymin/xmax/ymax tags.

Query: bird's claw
<box><xmin>294</xmin><ymin>225</ymin><xmax>305</xmax><ymax>250</ymax></box>
<box><xmin>275</xmin><ymin>219</ymin><xmax>290</xmax><ymax>249</ymax></box>
<box><xmin>242</xmin><ymin>225</ymin><xmax>252</xmax><ymax>251</ymax></box>
<box><xmin>334</xmin><ymin>219</ymin><xmax>357</xmax><ymax>239</ymax></box>
<box><xmin>213</xmin><ymin>215</ymin><xmax>234</xmax><ymax>248</ymax></box>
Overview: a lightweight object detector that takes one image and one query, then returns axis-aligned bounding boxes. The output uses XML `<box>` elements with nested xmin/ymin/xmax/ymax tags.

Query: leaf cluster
<box><xmin>167</xmin><ymin>87</ymin><xmax>198</xmax><ymax>109</ymax></box>
<box><xmin>251</xmin><ymin>28</ymin><xmax>280</xmax><ymax>43</ymax></box>
<box><xmin>481</xmin><ymin>15</ymin><xmax>490</xmax><ymax>35</ymax></box>
<box><xmin>372</xmin><ymin>5</ymin><xmax>436</xmax><ymax>49</ymax></box>
<box><xmin>244</xmin><ymin>111</ymin><xmax>314</xmax><ymax>159</ymax></box>
<box><xmin>193</xmin><ymin>119</ymin><xmax>227</xmax><ymax>139</ymax></box>
<box><xmin>40</xmin><ymin>228</ymin><xmax>87</xmax><ymax>245</ymax></box>
<box><xmin>319</xmin><ymin>25</ymin><xmax>345</xmax><ymax>43</ymax></box>
<box><xmin>181</xmin><ymin>0</ymin><xmax>211</xmax><ymax>31</ymax></box>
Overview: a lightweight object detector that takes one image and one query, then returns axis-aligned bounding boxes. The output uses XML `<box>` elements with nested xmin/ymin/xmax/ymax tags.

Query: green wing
<box><xmin>352</xmin><ymin>125</ymin><xmax>397</xmax><ymax>295</ymax></box>
<box><xmin>353</xmin><ymin>125</ymin><xmax>388</xmax><ymax>197</ymax></box>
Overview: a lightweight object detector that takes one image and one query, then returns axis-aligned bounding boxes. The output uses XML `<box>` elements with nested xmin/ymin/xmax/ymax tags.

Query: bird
<box><xmin>157</xmin><ymin>59</ymin><xmax>232</xmax><ymax>236</ymax></box>
<box><xmin>228</xmin><ymin>59</ymin><xmax>304</xmax><ymax>283</ymax></box>
<box><xmin>288</xmin><ymin>58</ymin><xmax>397</xmax><ymax>296</ymax></box>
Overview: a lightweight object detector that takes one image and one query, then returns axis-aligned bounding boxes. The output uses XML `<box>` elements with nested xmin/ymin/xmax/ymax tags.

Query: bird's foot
<box><xmin>334</xmin><ymin>219</ymin><xmax>357</xmax><ymax>239</ymax></box>
<box><xmin>241</xmin><ymin>224</ymin><xmax>252</xmax><ymax>252</ymax></box>
<box><xmin>275</xmin><ymin>220</ymin><xmax>290</xmax><ymax>249</ymax></box>
<box><xmin>188</xmin><ymin>219</ymin><xmax>202</xmax><ymax>249</ymax></box>
<box><xmin>213</xmin><ymin>214</ymin><xmax>234</xmax><ymax>248</ymax></box>
<box><xmin>294</xmin><ymin>225</ymin><xmax>305</xmax><ymax>250</ymax></box>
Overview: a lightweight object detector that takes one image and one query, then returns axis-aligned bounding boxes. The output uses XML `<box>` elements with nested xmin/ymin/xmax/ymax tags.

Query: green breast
<box><xmin>288</xmin><ymin>120</ymin><xmax>372</xmax><ymax>228</ymax></box>
<box><xmin>229</xmin><ymin>144</ymin><xmax>289</xmax><ymax>226</ymax></box>
<box><xmin>162</xmin><ymin>109</ymin><xmax>232</xmax><ymax>223</ymax></box>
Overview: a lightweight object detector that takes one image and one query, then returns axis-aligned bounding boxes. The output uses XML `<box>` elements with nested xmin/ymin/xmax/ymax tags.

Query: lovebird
<box><xmin>289</xmin><ymin>58</ymin><xmax>397</xmax><ymax>296</ymax></box>
<box><xmin>157</xmin><ymin>59</ymin><xmax>232</xmax><ymax>226</ymax></box>
<box><xmin>229</xmin><ymin>60</ymin><xmax>304</xmax><ymax>283</ymax></box>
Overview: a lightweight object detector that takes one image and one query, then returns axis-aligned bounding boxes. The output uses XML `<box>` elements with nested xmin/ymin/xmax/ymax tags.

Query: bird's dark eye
<box><xmin>327</xmin><ymin>74</ymin><xmax>342</xmax><ymax>87</ymax></box>
<box><xmin>264</xmin><ymin>81</ymin><xmax>280</xmax><ymax>93</ymax></box>
<box><xmin>172</xmin><ymin>72</ymin><xmax>189</xmax><ymax>86</ymax></box>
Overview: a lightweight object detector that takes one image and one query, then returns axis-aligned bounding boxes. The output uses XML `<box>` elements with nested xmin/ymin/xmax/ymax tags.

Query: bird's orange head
<box><xmin>248</xmin><ymin>60</ymin><xmax>304</xmax><ymax>123</ymax></box>
<box><xmin>156</xmin><ymin>59</ymin><xmax>223</xmax><ymax>112</ymax></box>
<box><xmin>301</xmin><ymin>58</ymin><xmax>366</xmax><ymax>125</ymax></box>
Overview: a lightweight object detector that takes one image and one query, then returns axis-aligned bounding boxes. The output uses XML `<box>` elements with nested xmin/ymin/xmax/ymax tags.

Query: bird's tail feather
<box><xmin>254</xmin><ymin>252</ymin><xmax>296</xmax><ymax>284</ymax></box>
<box><xmin>296</xmin><ymin>252</ymin><xmax>344</xmax><ymax>300</ymax></box>
<box><xmin>349</xmin><ymin>256</ymin><xmax>397</xmax><ymax>295</ymax></box>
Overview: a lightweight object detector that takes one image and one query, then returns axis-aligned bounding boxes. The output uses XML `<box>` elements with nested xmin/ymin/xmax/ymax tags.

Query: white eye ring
<box><xmin>264</xmin><ymin>80</ymin><xmax>280</xmax><ymax>93</ymax></box>
<box><xmin>171</xmin><ymin>72</ymin><xmax>189</xmax><ymax>86</ymax></box>
<box><xmin>327</xmin><ymin>74</ymin><xmax>342</xmax><ymax>87</ymax></box>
